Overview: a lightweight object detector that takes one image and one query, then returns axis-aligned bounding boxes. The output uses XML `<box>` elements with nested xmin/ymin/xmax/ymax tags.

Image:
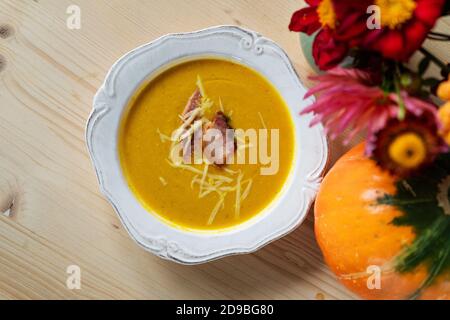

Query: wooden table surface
<box><xmin>0</xmin><ymin>0</ymin><xmax>448</xmax><ymax>300</ymax></box>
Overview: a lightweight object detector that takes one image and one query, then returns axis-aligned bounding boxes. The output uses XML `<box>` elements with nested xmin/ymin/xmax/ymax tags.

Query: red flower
<box><xmin>288</xmin><ymin>0</ymin><xmax>322</xmax><ymax>35</ymax></box>
<box><xmin>332</xmin><ymin>0</ymin><xmax>372</xmax><ymax>45</ymax></box>
<box><xmin>289</xmin><ymin>0</ymin><xmax>349</xmax><ymax>70</ymax></box>
<box><xmin>290</xmin><ymin>0</ymin><xmax>447</xmax><ymax>63</ymax></box>
<box><xmin>312</xmin><ymin>29</ymin><xmax>348</xmax><ymax>70</ymax></box>
<box><xmin>362</xmin><ymin>0</ymin><xmax>446</xmax><ymax>61</ymax></box>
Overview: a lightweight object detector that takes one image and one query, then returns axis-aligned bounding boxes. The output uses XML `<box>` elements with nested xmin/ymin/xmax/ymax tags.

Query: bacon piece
<box><xmin>179</xmin><ymin>89</ymin><xmax>235</xmax><ymax>166</ymax></box>
<box><xmin>182</xmin><ymin>88</ymin><xmax>202</xmax><ymax>117</ymax></box>
<box><xmin>203</xmin><ymin>112</ymin><xmax>235</xmax><ymax>166</ymax></box>
<box><xmin>178</xmin><ymin>88</ymin><xmax>203</xmax><ymax>163</ymax></box>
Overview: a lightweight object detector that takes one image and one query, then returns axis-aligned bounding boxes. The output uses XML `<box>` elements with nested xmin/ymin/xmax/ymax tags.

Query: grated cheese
<box><xmin>173</xmin><ymin>108</ymin><xmax>203</xmax><ymax>141</ymax></box>
<box><xmin>166</xmin><ymin>159</ymin><xmax>233</xmax><ymax>182</ymax></box>
<box><xmin>156</xmin><ymin>129</ymin><xmax>172</xmax><ymax>142</ymax></box>
<box><xmin>257</xmin><ymin>111</ymin><xmax>267</xmax><ymax>129</ymax></box>
<box><xmin>219</xmin><ymin>97</ymin><xmax>224</xmax><ymax>112</ymax></box>
<box><xmin>179</xmin><ymin>120</ymin><xmax>203</xmax><ymax>141</ymax></box>
<box><xmin>191</xmin><ymin>175</ymin><xmax>199</xmax><ymax>189</ymax></box>
<box><xmin>200</xmin><ymin>97</ymin><xmax>214</xmax><ymax>112</ymax></box>
<box><xmin>196</xmin><ymin>74</ymin><xmax>206</xmax><ymax>97</ymax></box>
<box><xmin>240</xmin><ymin>179</ymin><xmax>253</xmax><ymax>201</ymax></box>
<box><xmin>223</xmin><ymin>167</ymin><xmax>238</xmax><ymax>175</ymax></box>
<box><xmin>234</xmin><ymin>171</ymin><xmax>243</xmax><ymax>219</ymax></box>
<box><xmin>207</xmin><ymin>195</ymin><xmax>225</xmax><ymax>225</ymax></box>
<box><xmin>199</xmin><ymin>164</ymin><xmax>209</xmax><ymax>196</ymax></box>
<box><xmin>159</xmin><ymin>176</ymin><xmax>168</xmax><ymax>186</ymax></box>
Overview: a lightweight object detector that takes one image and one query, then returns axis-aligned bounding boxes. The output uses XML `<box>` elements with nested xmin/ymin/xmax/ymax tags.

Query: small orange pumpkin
<box><xmin>315</xmin><ymin>143</ymin><xmax>450</xmax><ymax>299</ymax></box>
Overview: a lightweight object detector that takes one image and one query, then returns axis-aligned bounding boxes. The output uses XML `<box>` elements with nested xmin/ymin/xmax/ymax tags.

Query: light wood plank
<box><xmin>0</xmin><ymin>0</ymin><xmax>448</xmax><ymax>299</ymax></box>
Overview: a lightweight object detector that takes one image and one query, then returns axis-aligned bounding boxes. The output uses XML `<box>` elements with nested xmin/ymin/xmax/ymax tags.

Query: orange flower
<box><xmin>437</xmin><ymin>76</ymin><xmax>450</xmax><ymax>101</ymax></box>
<box><xmin>438</xmin><ymin>101</ymin><xmax>450</xmax><ymax>145</ymax></box>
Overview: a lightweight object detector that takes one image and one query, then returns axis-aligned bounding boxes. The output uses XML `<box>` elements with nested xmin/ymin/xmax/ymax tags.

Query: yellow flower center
<box><xmin>388</xmin><ymin>132</ymin><xmax>426</xmax><ymax>169</ymax></box>
<box><xmin>317</xmin><ymin>0</ymin><xmax>336</xmax><ymax>29</ymax></box>
<box><xmin>375</xmin><ymin>0</ymin><xmax>417</xmax><ymax>29</ymax></box>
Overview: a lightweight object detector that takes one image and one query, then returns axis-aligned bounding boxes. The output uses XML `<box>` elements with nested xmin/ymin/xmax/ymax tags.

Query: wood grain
<box><xmin>0</xmin><ymin>0</ymin><xmax>448</xmax><ymax>300</ymax></box>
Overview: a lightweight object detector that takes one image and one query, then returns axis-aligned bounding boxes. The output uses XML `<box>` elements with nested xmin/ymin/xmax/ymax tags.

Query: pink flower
<box><xmin>301</xmin><ymin>67</ymin><xmax>439</xmax><ymax>155</ymax></box>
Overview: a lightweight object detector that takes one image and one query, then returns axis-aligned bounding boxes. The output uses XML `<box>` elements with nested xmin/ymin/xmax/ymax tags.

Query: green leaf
<box><xmin>418</xmin><ymin>57</ymin><xmax>430</xmax><ymax>75</ymax></box>
<box><xmin>422</xmin><ymin>77</ymin><xmax>440</xmax><ymax>88</ymax></box>
<box><xmin>377</xmin><ymin>153</ymin><xmax>450</xmax><ymax>299</ymax></box>
<box><xmin>444</xmin><ymin>0</ymin><xmax>450</xmax><ymax>16</ymax></box>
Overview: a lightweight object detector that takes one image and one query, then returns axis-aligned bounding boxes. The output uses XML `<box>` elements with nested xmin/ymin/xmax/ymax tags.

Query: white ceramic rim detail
<box><xmin>86</xmin><ymin>25</ymin><xmax>328</xmax><ymax>264</ymax></box>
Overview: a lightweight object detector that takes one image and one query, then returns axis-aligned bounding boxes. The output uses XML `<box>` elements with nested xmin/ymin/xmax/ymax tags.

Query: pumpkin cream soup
<box><xmin>119</xmin><ymin>58</ymin><xmax>294</xmax><ymax>231</ymax></box>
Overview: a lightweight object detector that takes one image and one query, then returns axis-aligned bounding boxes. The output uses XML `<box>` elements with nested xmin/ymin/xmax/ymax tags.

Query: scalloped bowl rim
<box><xmin>86</xmin><ymin>25</ymin><xmax>328</xmax><ymax>264</ymax></box>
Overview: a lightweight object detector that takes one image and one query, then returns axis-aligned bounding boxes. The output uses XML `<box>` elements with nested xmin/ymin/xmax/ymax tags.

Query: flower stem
<box><xmin>395</xmin><ymin>64</ymin><xmax>406</xmax><ymax>120</ymax></box>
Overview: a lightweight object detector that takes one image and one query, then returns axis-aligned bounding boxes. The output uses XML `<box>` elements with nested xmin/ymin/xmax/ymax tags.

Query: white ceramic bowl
<box><xmin>86</xmin><ymin>26</ymin><xmax>328</xmax><ymax>264</ymax></box>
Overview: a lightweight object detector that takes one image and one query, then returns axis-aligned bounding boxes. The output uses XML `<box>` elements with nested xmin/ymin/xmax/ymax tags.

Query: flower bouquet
<box><xmin>290</xmin><ymin>0</ymin><xmax>450</xmax><ymax>299</ymax></box>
